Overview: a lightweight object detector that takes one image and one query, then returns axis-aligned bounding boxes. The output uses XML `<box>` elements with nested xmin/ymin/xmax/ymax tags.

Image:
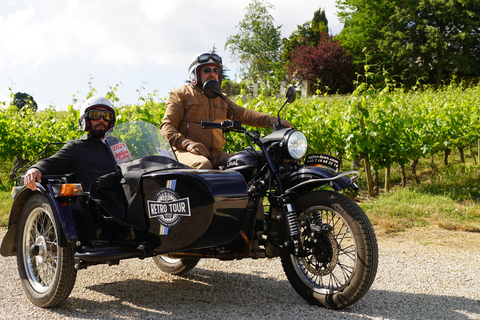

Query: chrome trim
<box><xmin>285</xmin><ymin>170</ymin><xmax>359</xmax><ymax>193</ymax></box>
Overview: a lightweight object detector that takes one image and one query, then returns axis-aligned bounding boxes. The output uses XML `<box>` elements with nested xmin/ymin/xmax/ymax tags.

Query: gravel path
<box><xmin>1</xmin><ymin>227</ymin><xmax>479</xmax><ymax>320</ymax></box>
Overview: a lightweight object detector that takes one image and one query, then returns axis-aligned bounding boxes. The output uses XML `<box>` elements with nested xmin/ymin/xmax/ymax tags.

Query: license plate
<box><xmin>305</xmin><ymin>154</ymin><xmax>341</xmax><ymax>171</ymax></box>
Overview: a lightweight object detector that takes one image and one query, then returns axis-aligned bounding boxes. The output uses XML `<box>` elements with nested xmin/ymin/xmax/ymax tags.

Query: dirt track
<box><xmin>1</xmin><ymin>227</ymin><xmax>479</xmax><ymax>320</ymax></box>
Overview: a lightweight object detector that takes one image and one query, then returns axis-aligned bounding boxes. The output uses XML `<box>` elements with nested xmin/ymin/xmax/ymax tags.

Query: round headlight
<box><xmin>286</xmin><ymin>130</ymin><xmax>308</xmax><ymax>160</ymax></box>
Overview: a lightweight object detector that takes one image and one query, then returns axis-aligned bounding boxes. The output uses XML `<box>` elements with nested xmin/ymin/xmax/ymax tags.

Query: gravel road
<box><xmin>1</xmin><ymin>227</ymin><xmax>479</xmax><ymax>320</ymax></box>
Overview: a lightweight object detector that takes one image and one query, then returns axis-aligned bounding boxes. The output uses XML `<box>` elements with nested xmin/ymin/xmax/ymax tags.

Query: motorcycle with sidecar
<box><xmin>1</xmin><ymin>81</ymin><xmax>378</xmax><ymax>309</ymax></box>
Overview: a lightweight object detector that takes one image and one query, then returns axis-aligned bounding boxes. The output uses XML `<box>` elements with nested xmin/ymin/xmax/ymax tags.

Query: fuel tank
<box><xmin>217</xmin><ymin>150</ymin><xmax>262</xmax><ymax>181</ymax></box>
<box><xmin>142</xmin><ymin>169</ymin><xmax>248</xmax><ymax>253</ymax></box>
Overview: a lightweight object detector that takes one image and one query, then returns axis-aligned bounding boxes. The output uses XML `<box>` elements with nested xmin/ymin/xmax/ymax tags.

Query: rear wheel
<box><xmin>16</xmin><ymin>194</ymin><xmax>77</xmax><ymax>307</ymax></box>
<box><xmin>280</xmin><ymin>190</ymin><xmax>378</xmax><ymax>309</ymax></box>
<box><xmin>152</xmin><ymin>256</ymin><xmax>200</xmax><ymax>275</ymax></box>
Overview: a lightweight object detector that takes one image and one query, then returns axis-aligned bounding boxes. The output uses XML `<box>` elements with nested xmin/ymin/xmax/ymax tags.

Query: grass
<box><xmin>0</xmin><ymin>161</ymin><xmax>14</xmax><ymax>227</ymax></box>
<box><xmin>1</xmin><ymin>152</ymin><xmax>480</xmax><ymax>234</ymax></box>
<box><xmin>356</xmin><ymin>152</ymin><xmax>480</xmax><ymax>234</ymax></box>
<box><xmin>0</xmin><ymin>189</ymin><xmax>12</xmax><ymax>226</ymax></box>
<box><xmin>360</xmin><ymin>186</ymin><xmax>480</xmax><ymax>234</ymax></box>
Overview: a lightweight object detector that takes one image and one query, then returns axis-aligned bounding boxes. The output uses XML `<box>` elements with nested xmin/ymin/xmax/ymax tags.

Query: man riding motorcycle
<box><xmin>160</xmin><ymin>52</ymin><xmax>293</xmax><ymax>169</ymax></box>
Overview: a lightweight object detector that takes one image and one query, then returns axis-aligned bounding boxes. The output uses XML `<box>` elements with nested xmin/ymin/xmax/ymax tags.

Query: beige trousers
<box><xmin>175</xmin><ymin>149</ymin><xmax>233</xmax><ymax>169</ymax></box>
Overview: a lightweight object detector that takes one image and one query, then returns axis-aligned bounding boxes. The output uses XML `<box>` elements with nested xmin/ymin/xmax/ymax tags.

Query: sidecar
<box><xmin>0</xmin><ymin>121</ymin><xmax>249</xmax><ymax>307</ymax></box>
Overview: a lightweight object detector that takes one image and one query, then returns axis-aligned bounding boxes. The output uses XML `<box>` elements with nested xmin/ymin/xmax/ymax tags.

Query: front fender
<box><xmin>1</xmin><ymin>184</ymin><xmax>81</xmax><ymax>257</ymax></box>
<box><xmin>283</xmin><ymin>166</ymin><xmax>358</xmax><ymax>195</ymax></box>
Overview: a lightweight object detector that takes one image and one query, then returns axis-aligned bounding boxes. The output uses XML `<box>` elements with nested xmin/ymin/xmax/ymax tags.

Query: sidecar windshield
<box><xmin>105</xmin><ymin>121</ymin><xmax>177</xmax><ymax>164</ymax></box>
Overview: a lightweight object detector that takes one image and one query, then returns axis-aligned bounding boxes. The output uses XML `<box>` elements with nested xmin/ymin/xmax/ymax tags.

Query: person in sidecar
<box><xmin>160</xmin><ymin>52</ymin><xmax>293</xmax><ymax>169</ymax></box>
<box><xmin>23</xmin><ymin>96</ymin><xmax>117</xmax><ymax>192</ymax></box>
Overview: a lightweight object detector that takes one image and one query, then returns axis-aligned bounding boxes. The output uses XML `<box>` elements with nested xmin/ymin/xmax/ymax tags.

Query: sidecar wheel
<box><xmin>152</xmin><ymin>256</ymin><xmax>200</xmax><ymax>275</ymax></box>
<box><xmin>16</xmin><ymin>194</ymin><xmax>77</xmax><ymax>307</ymax></box>
<box><xmin>280</xmin><ymin>190</ymin><xmax>378</xmax><ymax>309</ymax></box>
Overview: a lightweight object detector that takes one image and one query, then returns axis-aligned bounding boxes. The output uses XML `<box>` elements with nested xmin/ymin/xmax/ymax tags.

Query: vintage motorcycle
<box><xmin>1</xmin><ymin>80</ymin><xmax>378</xmax><ymax>309</ymax></box>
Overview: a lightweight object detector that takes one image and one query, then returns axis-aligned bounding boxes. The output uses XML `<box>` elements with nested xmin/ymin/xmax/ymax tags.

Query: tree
<box><xmin>11</xmin><ymin>92</ymin><xmax>38</xmax><ymax>111</ymax></box>
<box><xmin>336</xmin><ymin>0</ymin><xmax>480</xmax><ymax>87</ymax></box>
<box><xmin>225</xmin><ymin>0</ymin><xmax>282</xmax><ymax>89</ymax></box>
<box><xmin>281</xmin><ymin>8</ymin><xmax>329</xmax><ymax>64</ymax></box>
<box><xmin>287</xmin><ymin>33</ymin><xmax>354</xmax><ymax>94</ymax></box>
<box><xmin>379</xmin><ymin>0</ymin><xmax>480</xmax><ymax>87</ymax></box>
<box><xmin>336</xmin><ymin>0</ymin><xmax>395</xmax><ymax>67</ymax></box>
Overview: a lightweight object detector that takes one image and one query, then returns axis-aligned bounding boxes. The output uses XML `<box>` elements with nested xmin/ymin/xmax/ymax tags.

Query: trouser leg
<box><xmin>175</xmin><ymin>149</ymin><xmax>213</xmax><ymax>169</ymax></box>
<box><xmin>174</xmin><ymin>149</ymin><xmax>233</xmax><ymax>169</ymax></box>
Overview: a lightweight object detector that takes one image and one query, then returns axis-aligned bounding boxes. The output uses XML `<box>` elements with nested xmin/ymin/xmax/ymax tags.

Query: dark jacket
<box><xmin>32</xmin><ymin>134</ymin><xmax>117</xmax><ymax>192</ymax></box>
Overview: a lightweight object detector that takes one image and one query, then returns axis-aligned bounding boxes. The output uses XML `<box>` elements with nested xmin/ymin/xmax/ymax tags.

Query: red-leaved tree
<box><xmin>287</xmin><ymin>33</ymin><xmax>354</xmax><ymax>94</ymax></box>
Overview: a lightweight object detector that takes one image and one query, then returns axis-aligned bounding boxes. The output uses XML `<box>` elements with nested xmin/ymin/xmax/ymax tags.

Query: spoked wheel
<box><xmin>280</xmin><ymin>190</ymin><xmax>378</xmax><ymax>309</ymax></box>
<box><xmin>152</xmin><ymin>255</ymin><xmax>200</xmax><ymax>276</ymax></box>
<box><xmin>16</xmin><ymin>194</ymin><xmax>77</xmax><ymax>307</ymax></box>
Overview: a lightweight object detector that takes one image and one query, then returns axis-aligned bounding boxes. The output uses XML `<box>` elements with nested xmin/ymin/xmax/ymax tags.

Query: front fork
<box><xmin>278</xmin><ymin>196</ymin><xmax>333</xmax><ymax>257</ymax></box>
<box><xmin>282</xmin><ymin>202</ymin><xmax>304</xmax><ymax>256</ymax></box>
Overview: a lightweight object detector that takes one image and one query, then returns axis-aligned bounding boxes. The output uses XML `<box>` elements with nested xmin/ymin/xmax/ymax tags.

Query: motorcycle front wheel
<box><xmin>280</xmin><ymin>190</ymin><xmax>378</xmax><ymax>309</ymax></box>
<box><xmin>152</xmin><ymin>255</ymin><xmax>200</xmax><ymax>275</ymax></box>
<box><xmin>16</xmin><ymin>194</ymin><xmax>77</xmax><ymax>307</ymax></box>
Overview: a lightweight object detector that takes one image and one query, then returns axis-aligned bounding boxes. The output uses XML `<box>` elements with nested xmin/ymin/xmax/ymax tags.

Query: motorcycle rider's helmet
<box><xmin>188</xmin><ymin>52</ymin><xmax>223</xmax><ymax>86</ymax></box>
<box><xmin>78</xmin><ymin>96</ymin><xmax>115</xmax><ymax>131</ymax></box>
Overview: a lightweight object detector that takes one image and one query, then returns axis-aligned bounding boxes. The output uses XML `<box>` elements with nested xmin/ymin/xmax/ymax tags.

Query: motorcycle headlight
<box><xmin>284</xmin><ymin>130</ymin><xmax>308</xmax><ymax>160</ymax></box>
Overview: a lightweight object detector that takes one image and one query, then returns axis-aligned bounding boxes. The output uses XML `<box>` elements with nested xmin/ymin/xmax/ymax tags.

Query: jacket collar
<box><xmin>80</xmin><ymin>133</ymin><xmax>106</xmax><ymax>142</ymax></box>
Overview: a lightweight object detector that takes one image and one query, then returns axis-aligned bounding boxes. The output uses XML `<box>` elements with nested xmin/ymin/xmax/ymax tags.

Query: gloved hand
<box><xmin>181</xmin><ymin>139</ymin><xmax>210</xmax><ymax>157</ymax></box>
<box><xmin>281</xmin><ymin>119</ymin><xmax>294</xmax><ymax>128</ymax></box>
<box><xmin>271</xmin><ymin>117</ymin><xmax>294</xmax><ymax>129</ymax></box>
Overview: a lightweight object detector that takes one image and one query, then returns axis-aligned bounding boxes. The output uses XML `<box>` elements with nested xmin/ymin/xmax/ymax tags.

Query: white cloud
<box><xmin>0</xmin><ymin>0</ymin><xmax>343</xmax><ymax>109</ymax></box>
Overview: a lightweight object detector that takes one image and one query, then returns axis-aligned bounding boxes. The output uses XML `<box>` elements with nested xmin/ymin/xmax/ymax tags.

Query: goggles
<box><xmin>203</xmin><ymin>66</ymin><xmax>221</xmax><ymax>75</ymax></box>
<box><xmin>88</xmin><ymin>109</ymin><xmax>114</xmax><ymax>121</ymax></box>
<box><xmin>196</xmin><ymin>53</ymin><xmax>222</xmax><ymax>65</ymax></box>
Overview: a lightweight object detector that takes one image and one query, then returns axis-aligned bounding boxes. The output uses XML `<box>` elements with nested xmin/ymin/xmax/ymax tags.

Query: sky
<box><xmin>0</xmin><ymin>0</ymin><xmax>344</xmax><ymax>110</ymax></box>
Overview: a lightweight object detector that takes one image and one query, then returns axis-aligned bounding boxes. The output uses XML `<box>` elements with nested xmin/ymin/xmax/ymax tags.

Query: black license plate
<box><xmin>305</xmin><ymin>154</ymin><xmax>341</xmax><ymax>171</ymax></box>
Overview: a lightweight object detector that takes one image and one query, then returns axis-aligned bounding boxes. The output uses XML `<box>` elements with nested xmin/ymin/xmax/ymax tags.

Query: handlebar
<box><xmin>201</xmin><ymin>121</ymin><xmax>223</xmax><ymax>129</ymax></box>
<box><xmin>201</xmin><ymin>120</ymin><xmax>243</xmax><ymax>131</ymax></box>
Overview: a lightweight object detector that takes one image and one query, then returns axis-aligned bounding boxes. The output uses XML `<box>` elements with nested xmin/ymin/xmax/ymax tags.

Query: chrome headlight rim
<box><xmin>283</xmin><ymin>130</ymin><xmax>308</xmax><ymax>160</ymax></box>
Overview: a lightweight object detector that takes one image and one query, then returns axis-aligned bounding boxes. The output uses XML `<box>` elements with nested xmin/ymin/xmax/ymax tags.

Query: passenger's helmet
<box><xmin>78</xmin><ymin>96</ymin><xmax>115</xmax><ymax>131</ymax></box>
<box><xmin>188</xmin><ymin>52</ymin><xmax>223</xmax><ymax>86</ymax></box>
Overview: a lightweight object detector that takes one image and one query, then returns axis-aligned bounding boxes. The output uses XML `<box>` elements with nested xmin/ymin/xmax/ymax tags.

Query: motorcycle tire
<box><xmin>16</xmin><ymin>194</ymin><xmax>77</xmax><ymax>307</ymax></box>
<box><xmin>152</xmin><ymin>256</ymin><xmax>200</xmax><ymax>275</ymax></box>
<box><xmin>280</xmin><ymin>190</ymin><xmax>378</xmax><ymax>309</ymax></box>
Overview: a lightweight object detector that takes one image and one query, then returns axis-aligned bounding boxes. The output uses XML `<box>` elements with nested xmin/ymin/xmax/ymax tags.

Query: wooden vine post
<box><xmin>357</xmin><ymin>102</ymin><xmax>374</xmax><ymax>197</ymax></box>
<box><xmin>385</xmin><ymin>165</ymin><xmax>391</xmax><ymax>193</ymax></box>
<box><xmin>364</xmin><ymin>156</ymin><xmax>374</xmax><ymax>196</ymax></box>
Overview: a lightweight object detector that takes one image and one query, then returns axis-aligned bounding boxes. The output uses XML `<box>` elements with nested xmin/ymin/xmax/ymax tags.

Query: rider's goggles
<box><xmin>88</xmin><ymin>109</ymin><xmax>114</xmax><ymax>121</ymax></box>
<box><xmin>196</xmin><ymin>53</ymin><xmax>222</xmax><ymax>65</ymax></box>
<box><xmin>203</xmin><ymin>66</ymin><xmax>221</xmax><ymax>75</ymax></box>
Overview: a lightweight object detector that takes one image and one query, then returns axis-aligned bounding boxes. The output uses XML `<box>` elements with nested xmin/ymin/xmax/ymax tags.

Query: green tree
<box><xmin>378</xmin><ymin>0</ymin><xmax>480</xmax><ymax>87</ymax></box>
<box><xmin>336</xmin><ymin>0</ymin><xmax>395</xmax><ymax>67</ymax></box>
<box><xmin>11</xmin><ymin>92</ymin><xmax>38</xmax><ymax>111</ymax></box>
<box><xmin>225</xmin><ymin>0</ymin><xmax>282</xmax><ymax>89</ymax></box>
<box><xmin>336</xmin><ymin>0</ymin><xmax>480</xmax><ymax>87</ymax></box>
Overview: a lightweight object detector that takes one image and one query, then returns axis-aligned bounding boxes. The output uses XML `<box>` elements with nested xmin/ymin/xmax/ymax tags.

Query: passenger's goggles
<box><xmin>87</xmin><ymin>109</ymin><xmax>114</xmax><ymax>121</ymax></box>
<box><xmin>203</xmin><ymin>66</ymin><xmax>221</xmax><ymax>75</ymax></box>
<box><xmin>196</xmin><ymin>53</ymin><xmax>222</xmax><ymax>65</ymax></box>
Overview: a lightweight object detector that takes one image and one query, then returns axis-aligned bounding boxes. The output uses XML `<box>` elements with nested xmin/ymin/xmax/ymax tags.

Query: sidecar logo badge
<box><xmin>148</xmin><ymin>187</ymin><xmax>191</xmax><ymax>230</ymax></box>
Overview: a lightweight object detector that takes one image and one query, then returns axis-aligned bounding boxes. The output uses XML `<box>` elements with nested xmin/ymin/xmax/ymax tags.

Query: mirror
<box><xmin>202</xmin><ymin>79</ymin><xmax>235</xmax><ymax>121</ymax></box>
<box><xmin>203</xmin><ymin>80</ymin><xmax>223</xmax><ymax>99</ymax></box>
<box><xmin>286</xmin><ymin>86</ymin><xmax>296</xmax><ymax>104</ymax></box>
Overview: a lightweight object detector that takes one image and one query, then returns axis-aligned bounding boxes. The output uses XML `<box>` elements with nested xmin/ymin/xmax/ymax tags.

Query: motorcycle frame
<box><xmin>220</xmin><ymin>127</ymin><xmax>360</xmax><ymax>257</ymax></box>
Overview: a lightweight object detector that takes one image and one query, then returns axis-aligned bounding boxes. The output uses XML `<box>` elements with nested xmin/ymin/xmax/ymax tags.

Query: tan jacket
<box><xmin>160</xmin><ymin>84</ymin><xmax>275</xmax><ymax>155</ymax></box>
